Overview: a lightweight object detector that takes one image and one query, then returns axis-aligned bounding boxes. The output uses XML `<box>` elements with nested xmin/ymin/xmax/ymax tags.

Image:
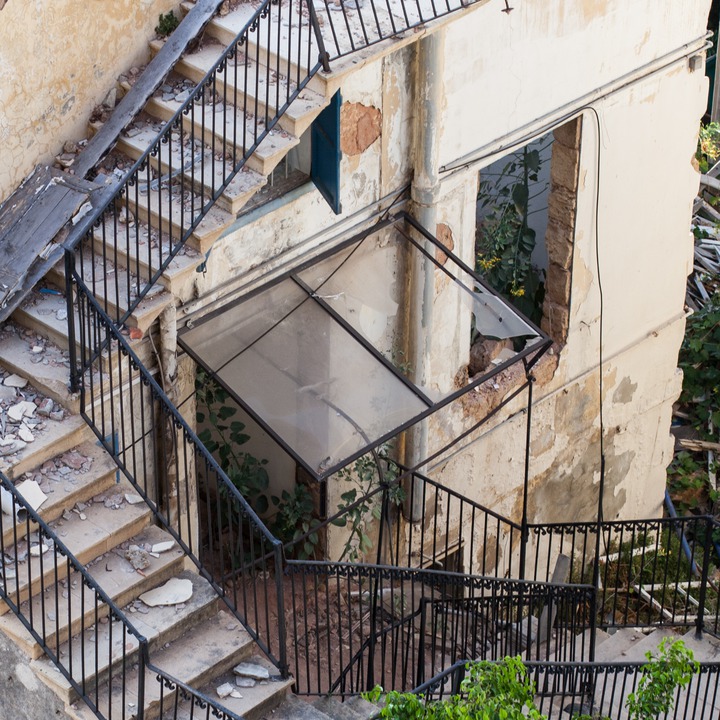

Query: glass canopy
<box><xmin>179</xmin><ymin>213</ymin><xmax>550</xmax><ymax>480</ymax></box>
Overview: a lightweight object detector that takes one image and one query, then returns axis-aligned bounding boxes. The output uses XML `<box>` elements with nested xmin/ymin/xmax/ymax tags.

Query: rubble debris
<box><xmin>125</xmin><ymin>545</ymin><xmax>150</xmax><ymax>571</ymax></box>
<box><xmin>216</xmin><ymin>683</ymin><xmax>234</xmax><ymax>699</ymax></box>
<box><xmin>151</xmin><ymin>540</ymin><xmax>175</xmax><ymax>554</ymax></box>
<box><xmin>125</xmin><ymin>493</ymin><xmax>144</xmax><ymax>505</ymax></box>
<box><xmin>139</xmin><ymin>577</ymin><xmax>193</xmax><ymax>607</ymax></box>
<box><xmin>15</xmin><ymin>479</ymin><xmax>48</xmax><ymax>511</ymax></box>
<box><xmin>233</xmin><ymin>661</ymin><xmax>270</xmax><ymax>681</ymax></box>
<box><xmin>235</xmin><ymin>676</ymin><xmax>256</xmax><ymax>688</ymax></box>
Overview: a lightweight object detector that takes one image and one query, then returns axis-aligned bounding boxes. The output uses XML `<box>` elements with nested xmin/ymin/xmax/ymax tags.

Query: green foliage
<box><xmin>331</xmin><ymin>446</ymin><xmax>404</xmax><ymax>563</ymax></box>
<box><xmin>696</xmin><ymin>122</ymin><xmax>720</xmax><ymax>174</ymax></box>
<box><xmin>475</xmin><ymin>142</ymin><xmax>548</xmax><ymax>323</ymax></box>
<box><xmin>365</xmin><ymin>643</ymin><xmax>698</xmax><ymax>720</ymax></box>
<box><xmin>625</xmin><ymin>638</ymin><xmax>698</xmax><ymax>720</ymax></box>
<box><xmin>669</xmin><ymin>296</ymin><xmax>720</xmax><ymax>514</ymax></box>
<box><xmin>678</xmin><ymin>297</ymin><xmax>720</xmax><ymax>434</ymax></box>
<box><xmin>195</xmin><ymin>369</ymin><xmax>270</xmax><ymax>514</ymax></box>
<box><xmin>155</xmin><ymin>11</ymin><xmax>180</xmax><ymax>37</ymax></box>
<box><xmin>365</xmin><ymin>657</ymin><xmax>546</xmax><ymax>720</ymax></box>
<box><xmin>270</xmin><ymin>485</ymin><xmax>320</xmax><ymax>559</ymax></box>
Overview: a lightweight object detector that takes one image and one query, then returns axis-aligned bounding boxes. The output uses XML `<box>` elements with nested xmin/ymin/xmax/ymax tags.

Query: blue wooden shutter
<box><xmin>311</xmin><ymin>91</ymin><xmax>342</xmax><ymax>215</ymax></box>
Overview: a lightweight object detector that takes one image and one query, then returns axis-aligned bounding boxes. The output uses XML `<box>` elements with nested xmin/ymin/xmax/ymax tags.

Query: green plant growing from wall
<box><xmin>155</xmin><ymin>11</ymin><xmax>180</xmax><ymax>37</ymax></box>
<box><xmin>475</xmin><ymin>139</ymin><xmax>550</xmax><ymax>323</ymax></box>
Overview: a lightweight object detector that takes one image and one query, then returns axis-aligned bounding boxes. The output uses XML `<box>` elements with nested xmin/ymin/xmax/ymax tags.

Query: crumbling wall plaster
<box><xmin>0</xmin><ymin>0</ymin><xmax>178</xmax><ymax>203</ymax></box>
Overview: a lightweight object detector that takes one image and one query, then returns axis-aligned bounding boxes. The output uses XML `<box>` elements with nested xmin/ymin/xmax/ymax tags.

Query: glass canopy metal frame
<box><xmin>179</xmin><ymin>212</ymin><xmax>552</xmax><ymax>481</ymax></box>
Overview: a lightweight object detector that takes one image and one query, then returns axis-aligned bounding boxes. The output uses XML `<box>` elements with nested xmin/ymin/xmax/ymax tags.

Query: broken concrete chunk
<box><xmin>125</xmin><ymin>493</ymin><xmax>144</xmax><ymax>505</ymax></box>
<box><xmin>17</xmin><ymin>426</ymin><xmax>34</xmax><ymax>443</ymax></box>
<box><xmin>3</xmin><ymin>374</ymin><xmax>28</xmax><ymax>389</ymax></box>
<box><xmin>233</xmin><ymin>662</ymin><xmax>270</xmax><ymax>681</ymax></box>
<box><xmin>15</xmin><ymin>479</ymin><xmax>48</xmax><ymax>511</ymax></box>
<box><xmin>150</xmin><ymin>540</ymin><xmax>175</xmax><ymax>554</ymax></box>
<box><xmin>216</xmin><ymin>682</ymin><xmax>234</xmax><ymax>699</ymax></box>
<box><xmin>235</xmin><ymin>676</ymin><xmax>256</xmax><ymax>688</ymax></box>
<box><xmin>125</xmin><ymin>545</ymin><xmax>150</xmax><ymax>571</ymax></box>
<box><xmin>0</xmin><ymin>386</ymin><xmax>17</xmax><ymax>401</ymax></box>
<box><xmin>139</xmin><ymin>577</ymin><xmax>193</xmax><ymax>607</ymax></box>
<box><xmin>61</xmin><ymin>451</ymin><xmax>86</xmax><ymax>470</ymax></box>
<box><xmin>37</xmin><ymin>399</ymin><xmax>54</xmax><ymax>417</ymax></box>
<box><xmin>29</xmin><ymin>544</ymin><xmax>49</xmax><ymax>557</ymax></box>
<box><xmin>7</xmin><ymin>401</ymin><xmax>36</xmax><ymax>423</ymax></box>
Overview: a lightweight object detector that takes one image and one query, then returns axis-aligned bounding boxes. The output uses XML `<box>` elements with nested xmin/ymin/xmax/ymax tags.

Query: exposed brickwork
<box><xmin>340</xmin><ymin>102</ymin><xmax>382</xmax><ymax>156</ymax></box>
<box><xmin>435</xmin><ymin>222</ymin><xmax>454</xmax><ymax>265</ymax></box>
<box><xmin>541</xmin><ymin>116</ymin><xmax>582</xmax><ymax>344</ymax></box>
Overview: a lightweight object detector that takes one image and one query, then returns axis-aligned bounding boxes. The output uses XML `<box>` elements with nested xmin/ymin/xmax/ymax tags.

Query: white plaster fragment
<box><xmin>139</xmin><ymin>578</ymin><xmax>193</xmax><ymax>607</ymax></box>
<box><xmin>150</xmin><ymin>540</ymin><xmax>175</xmax><ymax>554</ymax></box>
<box><xmin>216</xmin><ymin>682</ymin><xmax>234</xmax><ymax>699</ymax></box>
<box><xmin>124</xmin><ymin>493</ymin><xmax>144</xmax><ymax>505</ymax></box>
<box><xmin>233</xmin><ymin>662</ymin><xmax>269</xmax><ymax>680</ymax></box>
<box><xmin>3</xmin><ymin>374</ymin><xmax>27</xmax><ymax>388</ymax></box>
<box><xmin>15</xmin><ymin>479</ymin><xmax>47</xmax><ymax>511</ymax></box>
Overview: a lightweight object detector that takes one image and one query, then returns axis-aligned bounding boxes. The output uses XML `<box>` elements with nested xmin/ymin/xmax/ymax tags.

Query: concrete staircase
<box><xmin>0</xmin><ymin>2</ymin><xmax>340</xmax><ymax>719</ymax></box>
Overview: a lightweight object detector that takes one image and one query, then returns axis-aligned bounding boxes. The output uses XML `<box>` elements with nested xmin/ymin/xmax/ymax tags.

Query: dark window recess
<box><xmin>311</xmin><ymin>91</ymin><xmax>342</xmax><ymax>215</ymax></box>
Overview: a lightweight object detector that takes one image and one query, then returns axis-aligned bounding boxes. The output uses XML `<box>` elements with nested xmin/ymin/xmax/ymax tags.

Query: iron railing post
<box><xmin>138</xmin><ymin>642</ymin><xmax>147</xmax><ymax>719</ymax></box>
<box><xmin>696</xmin><ymin>518</ymin><xmax>712</xmax><ymax>638</ymax></box>
<box><xmin>274</xmin><ymin>541</ymin><xmax>289</xmax><ymax>678</ymax></box>
<box><xmin>416</xmin><ymin>598</ymin><xmax>427</xmax><ymax>689</ymax></box>
<box><xmin>305</xmin><ymin>0</ymin><xmax>331</xmax><ymax>71</ymax></box>
<box><xmin>64</xmin><ymin>249</ymin><xmax>80</xmax><ymax>394</ymax></box>
<box><xmin>519</xmin><ymin>376</ymin><xmax>534</xmax><ymax>580</ymax></box>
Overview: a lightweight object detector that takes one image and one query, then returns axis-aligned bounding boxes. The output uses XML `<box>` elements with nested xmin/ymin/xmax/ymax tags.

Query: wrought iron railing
<box><xmin>0</xmin><ymin>472</ymin><xmax>236</xmax><ymax>720</ymax></box>
<box><xmin>285</xmin><ymin>560</ymin><xmax>596</xmax><ymax>696</ymax></box>
<box><xmin>525</xmin><ymin>515</ymin><xmax>720</xmax><ymax>637</ymax></box>
<box><xmin>408</xmin><ymin>659</ymin><xmax>720</xmax><ymax>720</ymax></box>
<box><xmin>69</xmin><ymin>268</ymin><xmax>288</xmax><ymax>677</ymax></box>
<box><xmin>70</xmin><ymin>0</ymin><xmax>328</xmax><ymax>328</ymax></box>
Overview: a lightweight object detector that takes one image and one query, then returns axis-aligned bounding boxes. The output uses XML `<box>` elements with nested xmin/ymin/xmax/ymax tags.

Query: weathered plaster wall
<box><xmin>424</xmin><ymin>39</ymin><xmax>705</xmax><ymax>536</ymax></box>
<box><xmin>0</xmin><ymin>0</ymin><xmax>178</xmax><ymax>203</ymax></box>
<box><xmin>177</xmin><ymin>0</ymin><xmax>708</xmax><ymax>567</ymax></box>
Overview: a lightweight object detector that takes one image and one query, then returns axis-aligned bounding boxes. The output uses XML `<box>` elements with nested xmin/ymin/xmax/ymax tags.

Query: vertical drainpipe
<box><xmin>404</xmin><ymin>28</ymin><xmax>446</xmax><ymax>522</ymax></box>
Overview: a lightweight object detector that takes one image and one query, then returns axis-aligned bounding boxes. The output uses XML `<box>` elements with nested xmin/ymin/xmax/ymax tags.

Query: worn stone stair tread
<box><xmin>135</xmin><ymin>83</ymin><xmax>301</xmax><ymax>177</ymax></box>
<box><xmin>312</xmin><ymin>695</ymin><xmax>368</xmax><ymax>720</ymax></box>
<box><xmin>13</xmin><ymin>288</ymin><xmax>84</xmax><ymax>353</ymax></box>
<box><xmin>151</xmin><ymin>39</ymin><xmax>326</xmax><ymax>137</ymax></box>
<box><xmin>607</xmin><ymin>627</ymin><xmax>676</xmax><ymax>663</ymax></box>
<box><xmin>121</xmin><ymin>569</ymin><xmax>219</xmax><ymax>648</ymax></box>
<box><xmin>0</xmin><ymin>525</ymin><xmax>185</xmax><ymax>659</ymax></box>
<box><xmin>592</xmin><ymin>627</ymin><xmax>649</xmax><ymax>662</ymax></box>
<box><xmin>0</xmin><ymin>411</ymin><xmax>90</xmax><ymax>481</ymax></box>
<box><xmin>263</xmin><ymin>695</ymin><xmax>330</xmax><ymax>720</ymax></box>
<box><xmin>343</xmin><ymin>695</ymin><xmax>380</xmax><ymax>719</ymax></box>
<box><xmin>0</xmin><ymin>323</ymin><xmax>79</xmax><ymax>412</ymax></box>
<box><xmin>0</xmin><ymin>487</ymin><xmax>152</xmax><ymax>612</ymax></box>
<box><xmin>115</xmin><ymin>127</ymin><xmax>269</xmax><ymax>214</ymax></box>
<box><xmin>1</xmin><ymin>439</ymin><xmax>118</xmax><ymax>546</ymax></box>
<box><xmin>91</xmin><ymin>219</ymin><xmax>203</xmax><ymax>296</ymax></box>
<box><xmin>170</xmin><ymin>653</ymin><xmax>293</xmax><ymax>720</ymax></box>
<box><xmin>77</xmin><ymin>609</ymin><xmax>257</xmax><ymax>720</ymax></box>
<box><xmin>129</xmin><ymin>184</ymin><xmax>232</xmax><ymax>254</ymax></box>
<box><xmin>49</xmin><ymin>255</ymin><xmax>172</xmax><ymax>335</ymax></box>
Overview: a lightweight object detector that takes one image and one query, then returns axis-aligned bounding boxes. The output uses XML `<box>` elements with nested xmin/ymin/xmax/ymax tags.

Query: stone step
<box><xmin>0</xmin><ymin>411</ymin><xmax>91</xmax><ymax>481</ymax></box>
<box><xmin>7</xmin><ymin>285</ymin><xmax>152</xmax><ymax>368</ymax></box>
<box><xmin>170</xmin><ymin>653</ymin><xmax>293</xmax><ymax>720</ymax></box>
<box><xmin>114</xmin><ymin>123</ymin><xmax>268</xmax><ymax>214</ymax></box>
<box><xmin>313</xmin><ymin>695</ymin><xmax>374</xmax><ymax>720</ymax></box>
<box><xmin>67</xmin><ymin>609</ymin><xmax>259</xmax><ymax>720</ymax></box>
<box><xmin>0</xmin><ymin>486</ymin><xmax>152</xmax><ymax>613</ymax></box>
<box><xmin>31</xmin><ymin>569</ymin><xmax>219</xmax><ymax>702</ymax></box>
<box><xmin>593</xmin><ymin>627</ymin><xmax>650</xmax><ymax>662</ymax></box>
<box><xmin>1</xmin><ymin>439</ymin><xmax>118</xmax><ymax>547</ymax></box>
<box><xmin>128</xmin><ymin>183</ymin><xmax>233</xmax><ymax>255</ymax></box>
<box><xmin>0</xmin><ymin>322</ymin><xmax>79</xmax><ymax>414</ymax></box>
<box><xmin>182</xmin><ymin>1</ymin><xmax>331</xmax><ymax>97</ymax></box>
<box><xmin>0</xmin><ymin>524</ymin><xmax>184</xmax><ymax>660</ymax></box>
<box><xmin>90</xmin><ymin>218</ymin><xmax>201</xmax><ymax>299</ymax></box>
<box><xmin>48</xmin><ymin>253</ymin><xmax>172</xmax><ymax>336</ymax></box>
<box><xmin>131</xmin><ymin>79</ymin><xmax>300</xmax><ymax>177</ymax></box>
<box><xmin>149</xmin><ymin>38</ymin><xmax>326</xmax><ymax>137</ymax></box>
